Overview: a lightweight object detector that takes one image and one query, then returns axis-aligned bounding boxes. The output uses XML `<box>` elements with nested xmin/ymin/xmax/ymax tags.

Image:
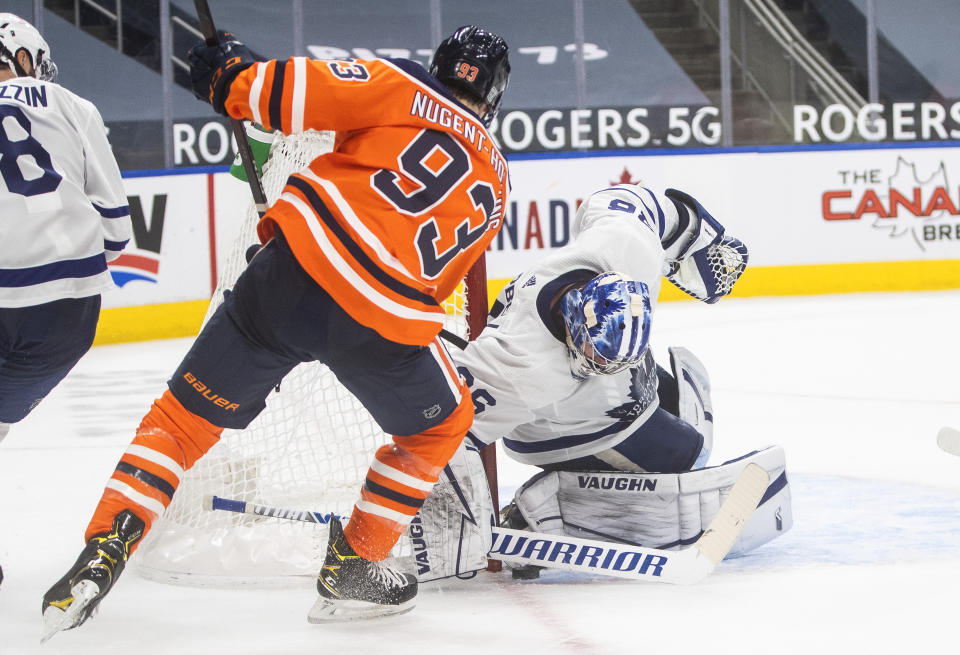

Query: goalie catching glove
<box><xmin>188</xmin><ymin>30</ymin><xmax>256</xmax><ymax>116</ymax></box>
<box><xmin>662</xmin><ymin>188</ymin><xmax>749</xmax><ymax>303</ymax></box>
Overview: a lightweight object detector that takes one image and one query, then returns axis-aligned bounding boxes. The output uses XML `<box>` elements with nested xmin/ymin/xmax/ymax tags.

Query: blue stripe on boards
<box><xmin>110</xmin><ymin>271</ymin><xmax>152</xmax><ymax>287</ymax></box>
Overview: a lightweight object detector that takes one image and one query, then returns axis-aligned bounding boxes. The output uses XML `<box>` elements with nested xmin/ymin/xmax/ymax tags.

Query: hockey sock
<box><xmin>344</xmin><ymin>389</ymin><xmax>474</xmax><ymax>561</ymax></box>
<box><xmin>84</xmin><ymin>390</ymin><xmax>223</xmax><ymax>547</ymax></box>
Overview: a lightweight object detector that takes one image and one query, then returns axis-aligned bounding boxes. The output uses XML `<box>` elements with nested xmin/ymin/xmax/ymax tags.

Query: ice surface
<box><xmin>2</xmin><ymin>291</ymin><xmax>958</xmax><ymax>654</ymax></box>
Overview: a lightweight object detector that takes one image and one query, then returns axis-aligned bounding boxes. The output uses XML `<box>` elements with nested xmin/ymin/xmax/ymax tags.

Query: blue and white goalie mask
<box><xmin>560</xmin><ymin>272</ymin><xmax>652</xmax><ymax>380</ymax></box>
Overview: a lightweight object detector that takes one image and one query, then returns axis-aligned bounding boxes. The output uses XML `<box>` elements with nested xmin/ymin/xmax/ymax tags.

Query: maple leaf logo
<box><xmin>605</xmin><ymin>366</ymin><xmax>644</xmax><ymax>423</ymax></box>
<box><xmin>610</xmin><ymin>167</ymin><xmax>642</xmax><ymax>186</ymax></box>
<box><xmin>874</xmin><ymin>156</ymin><xmax>950</xmax><ymax>250</ymax></box>
<box><xmin>604</xmin><ymin>352</ymin><xmax>657</xmax><ymax>423</ymax></box>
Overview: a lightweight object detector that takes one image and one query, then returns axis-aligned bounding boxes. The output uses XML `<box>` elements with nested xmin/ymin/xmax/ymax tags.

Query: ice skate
<box><xmin>500</xmin><ymin>502</ymin><xmax>543</xmax><ymax>580</ymax></box>
<box><xmin>307</xmin><ymin>516</ymin><xmax>417</xmax><ymax>623</ymax></box>
<box><xmin>41</xmin><ymin>510</ymin><xmax>144</xmax><ymax>642</ymax></box>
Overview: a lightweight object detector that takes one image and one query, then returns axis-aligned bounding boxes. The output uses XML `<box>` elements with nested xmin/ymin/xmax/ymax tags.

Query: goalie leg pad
<box><xmin>513</xmin><ymin>470</ymin><xmax>564</xmax><ymax>535</ymax></box>
<box><xmin>406</xmin><ymin>440</ymin><xmax>494</xmax><ymax>583</ymax></box>
<box><xmin>655</xmin><ymin>364</ymin><xmax>680</xmax><ymax>416</ymax></box>
<box><xmin>669</xmin><ymin>346</ymin><xmax>713</xmax><ymax>468</ymax></box>
<box><xmin>511</xmin><ymin>445</ymin><xmax>791</xmax><ymax>556</ymax></box>
<box><xmin>677</xmin><ymin>446</ymin><xmax>792</xmax><ymax>556</ymax></box>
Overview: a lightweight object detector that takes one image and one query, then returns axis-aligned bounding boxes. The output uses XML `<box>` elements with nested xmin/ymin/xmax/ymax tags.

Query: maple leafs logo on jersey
<box><xmin>522</xmin><ymin>275</ymin><xmax>536</xmax><ymax>288</ymax></box>
<box><xmin>605</xmin><ymin>398</ymin><xmax>642</xmax><ymax>424</ymax></box>
<box><xmin>604</xmin><ymin>353</ymin><xmax>657</xmax><ymax>424</ymax></box>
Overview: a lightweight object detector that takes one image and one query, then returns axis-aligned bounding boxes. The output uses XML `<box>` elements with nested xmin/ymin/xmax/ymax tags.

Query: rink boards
<box><xmin>96</xmin><ymin>142</ymin><xmax>960</xmax><ymax>343</ymax></box>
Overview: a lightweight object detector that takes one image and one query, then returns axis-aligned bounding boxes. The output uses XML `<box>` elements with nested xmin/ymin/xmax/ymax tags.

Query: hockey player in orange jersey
<box><xmin>42</xmin><ymin>26</ymin><xmax>510</xmax><ymax>635</ymax></box>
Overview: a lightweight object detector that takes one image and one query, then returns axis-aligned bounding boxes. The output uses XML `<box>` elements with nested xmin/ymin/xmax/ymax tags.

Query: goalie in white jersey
<box><xmin>0</xmin><ymin>14</ymin><xmax>131</xmax><ymax>447</ymax></box>
<box><xmin>452</xmin><ymin>183</ymin><xmax>792</xmax><ymax>575</ymax></box>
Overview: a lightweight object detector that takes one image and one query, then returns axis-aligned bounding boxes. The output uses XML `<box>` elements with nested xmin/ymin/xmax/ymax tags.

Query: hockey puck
<box><xmin>511</xmin><ymin>565</ymin><xmax>542</xmax><ymax>580</ymax></box>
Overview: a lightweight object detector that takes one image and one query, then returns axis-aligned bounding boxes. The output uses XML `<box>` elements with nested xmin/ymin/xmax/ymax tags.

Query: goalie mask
<box><xmin>429</xmin><ymin>25</ymin><xmax>510</xmax><ymax>127</ymax></box>
<box><xmin>560</xmin><ymin>272</ymin><xmax>652</xmax><ymax>381</ymax></box>
<box><xmin>0</xmin><ymin>13</ymin><xmax>57</xmax><ymax>81</ymax></box>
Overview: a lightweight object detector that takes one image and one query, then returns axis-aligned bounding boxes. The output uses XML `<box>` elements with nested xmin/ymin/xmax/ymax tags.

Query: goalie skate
<box><xmin>308</xmin><ymin>516</ymin><xmax>417</xmax><ymax>623</ymax></box>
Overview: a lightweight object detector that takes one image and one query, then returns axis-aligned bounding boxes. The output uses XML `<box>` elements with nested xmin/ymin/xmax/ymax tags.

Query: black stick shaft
<box><xmin>193</xmin><ymin>0</ymin><xmax>268</xmax><ymax>216</ymax></box>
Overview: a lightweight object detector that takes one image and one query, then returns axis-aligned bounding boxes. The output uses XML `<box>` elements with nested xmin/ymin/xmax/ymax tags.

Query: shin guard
<box><xmin>85</xmin><ymin>390</ymin><xmax>223</xmax><ymax>547</ymax></box>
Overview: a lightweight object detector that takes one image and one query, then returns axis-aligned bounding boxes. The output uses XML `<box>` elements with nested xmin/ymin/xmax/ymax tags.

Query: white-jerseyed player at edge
<box><xmin>0</xmin><ymin>14</ymin><xmax>130</xmax><ymax>587</ymax></box>
<box><xmin>451</xmin><ymin>183</ymin><xmax>793</xmax><ymax>575</ymax></box>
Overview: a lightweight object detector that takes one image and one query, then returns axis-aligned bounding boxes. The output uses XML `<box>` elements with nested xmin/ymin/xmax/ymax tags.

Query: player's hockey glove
<box><xmin>188</xmin><ymin>31</ymin><xmax>255</xmax><ymax>116</ymax></box>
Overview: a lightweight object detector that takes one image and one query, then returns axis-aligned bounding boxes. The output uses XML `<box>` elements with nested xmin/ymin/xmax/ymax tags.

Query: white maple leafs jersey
<box><xmin>456</xmin><ymin>184</ymin><xmax>689</xmax><ymax>465</ymax></box>
<box><xmin>0</xmin><ymin>77</ymin><xmax>131</xmax><ymax>307</ymax></box>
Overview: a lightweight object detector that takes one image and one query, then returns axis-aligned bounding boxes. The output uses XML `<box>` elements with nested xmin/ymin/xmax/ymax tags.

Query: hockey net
<box><xmin>135</xmin><ymin>129</ymin><xmax>487</xmax><ymax>587</ymax></box>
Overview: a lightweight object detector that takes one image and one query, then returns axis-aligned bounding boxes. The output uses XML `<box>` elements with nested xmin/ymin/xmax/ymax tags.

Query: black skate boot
<box><xmin>41</xmin><ymin>510</ymin><xmax>145</xmax><ymax>642</ymax></box>
<box><xmin>500</xmin><ymin>502</ymin><xmax>543</xmax><ymax>580</ymax></box>
<box><xmin>307</xmin><ymin>516</ymin><xmax>417</xmax><ymax>623</ymax></box>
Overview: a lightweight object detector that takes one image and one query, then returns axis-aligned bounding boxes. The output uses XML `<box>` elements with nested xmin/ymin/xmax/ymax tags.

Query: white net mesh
<box><xmin>706</xmin><ymin>236</ymin><xmax>749</xmax><ymax>297</ymax></box>
<box><xmin>135</xmin><ymin>129</ymin><xmax>472</xmax><ymax>587</ymax></box>
<box><xmin>666</xmin><ymin>235</ymin><xmax>749</xmax><ymax>302</ymax></box>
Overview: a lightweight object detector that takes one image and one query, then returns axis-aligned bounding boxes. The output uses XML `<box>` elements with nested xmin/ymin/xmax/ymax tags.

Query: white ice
<box><xmin>2</xmin><ymin>290</ymin><xmax>959</xmax><ymax>655</ymax></box>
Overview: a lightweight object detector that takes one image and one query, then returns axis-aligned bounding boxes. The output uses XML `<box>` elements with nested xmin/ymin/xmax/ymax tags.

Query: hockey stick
<box><xmin>194</xmin><ymin>0</ymin><xmax>268</xmax><ymax>216</ymax></box>
<box><xmin>203</xmin><ymin>495</ymin><xmax>350</xmax><ymax>524</ymax></box>
<box><xmin>196</xmin><ymin>0</ymin><xmax>466</xmax><ymax>352</ymax></box>
<box><xmin>937</xmin><ymin>427</ymin><xmax>960</xmax><ymax>457</ymax></box>
<box><xmin>438</xmin><ymin>328</ymin><xmax>468</xmax><ymax>350</ymax></box>
<box><xmin>205</xmin><ymin>462</ymin><xmax>769</xmax><ymax>585</ymax></box>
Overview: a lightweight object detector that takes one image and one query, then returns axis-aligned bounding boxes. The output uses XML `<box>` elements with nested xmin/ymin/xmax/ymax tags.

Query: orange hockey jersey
<box><xmin>224</xmin><ymin>57</ymin><xmax>509</xmax><ymax>346</ymax></box>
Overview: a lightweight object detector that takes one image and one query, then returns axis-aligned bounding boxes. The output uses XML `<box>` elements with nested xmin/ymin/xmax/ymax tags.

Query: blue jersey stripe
<box><xmin>104</xmin><ymin>238</ymin><xmax>129</xmax><ymax>251</ymax></box>
<box><xmin>0</xmin><ymin>254</ymin><xmax>107</xmax><ymax>287</ymax></box>
<box><xmin>93</xmin><ymin>203</ymin><xmax>130</xmax><ymax>218</ymax></box>
<box><xmin>504</xmin><ymin>421</ymin><xmax>626</xmax><ymax>455</ymax></box>
<box><xmin>269</xmin><ymin>59</ymin><xmax>286</xmax><ymax>131</ymax></box>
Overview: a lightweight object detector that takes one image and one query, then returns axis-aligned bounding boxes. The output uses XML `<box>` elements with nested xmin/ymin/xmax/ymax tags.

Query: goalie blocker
<box><xmin>407</xmin><ymin>442</ymin><xmax>790</xmax><ymax>583</ymax></box>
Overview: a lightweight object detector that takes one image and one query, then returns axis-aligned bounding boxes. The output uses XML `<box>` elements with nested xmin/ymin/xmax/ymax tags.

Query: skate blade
<box><xmin>40</xmin><ymin>580</ymin><xmax>99</xmax><ymax>644</ymax></box>
<box><xmin>306</xmin><ymin>596</ymin><xmax>415</xmax><ymax>623</ymax></box>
